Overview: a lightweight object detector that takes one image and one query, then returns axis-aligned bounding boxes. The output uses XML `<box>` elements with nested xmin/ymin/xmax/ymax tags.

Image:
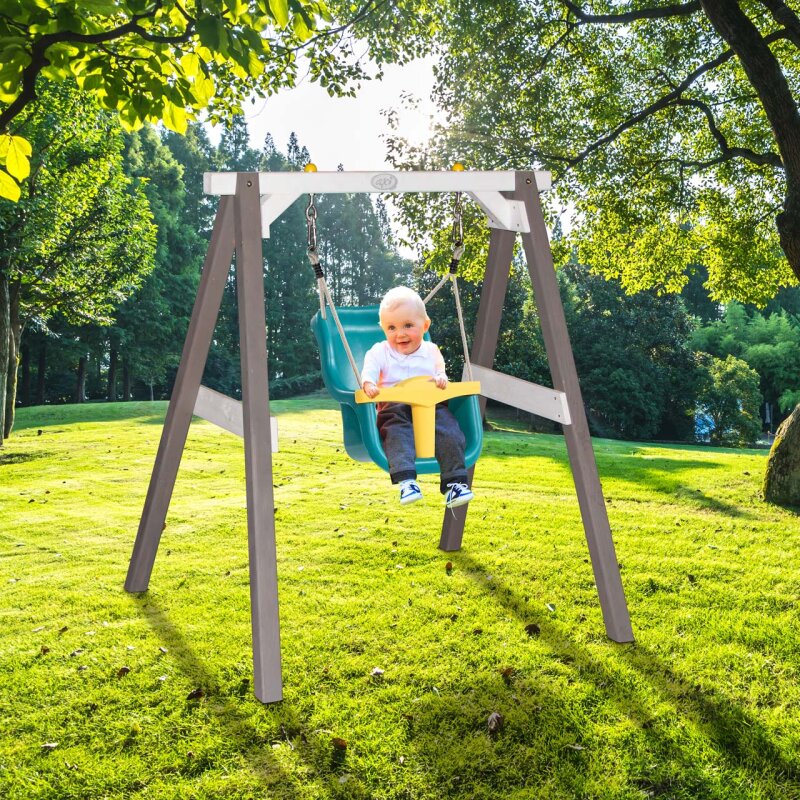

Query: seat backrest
<box><xmin>312</xmin><ymin>305</ymin><xmax>431</xmax><ymax>397</ymax></box>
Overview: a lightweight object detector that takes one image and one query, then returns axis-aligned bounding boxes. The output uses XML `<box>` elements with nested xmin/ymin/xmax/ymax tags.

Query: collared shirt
<box><xmin>362</xmin><ymin>340</ymin><xmax>447</xmax><ymax>388</ymax></box>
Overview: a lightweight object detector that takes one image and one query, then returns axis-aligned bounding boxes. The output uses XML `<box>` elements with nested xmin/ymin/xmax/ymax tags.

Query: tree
<box><xmin>386</xmin><ymin>0</ymin><xmax>798</xmax><ymax>299</ymax></box>
<box><xmin>0</xmin><ymin>80</ymin><xmax>155</xmax><ymax>441</ymax></box>
<box><xmin>691</xmin><ymin>301</ymin><xmax>800</xmax><ymax>429</ymax></box>
<box><xmin>696</xmin><ymin>353</ymin><xmax>762</xmax><ymax>446</ymax></box>
<box><xmin>111</xmin><ymin>125</ymin><xmax>206</xmax><ymax>401</ymax></box>
<box><xmin>0</xmin><ymin>0</ymin><xmax>342</xmax><ymax>201</ymax></box>
<box><xmin>562</xmin><ymin>262</ymin><xmax>702</xmax><ymax>441</ymax></box>
<box><xmin>379</xmin><ymin>0</ymin><xmax>800</xmax><ymax>497</ymax></box>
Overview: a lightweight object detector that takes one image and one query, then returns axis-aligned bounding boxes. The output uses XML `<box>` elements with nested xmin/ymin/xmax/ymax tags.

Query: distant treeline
<box><xmin>6</xmin><ymin>99</ymin><xmax>800</xmax><ymax>447</ymax></box>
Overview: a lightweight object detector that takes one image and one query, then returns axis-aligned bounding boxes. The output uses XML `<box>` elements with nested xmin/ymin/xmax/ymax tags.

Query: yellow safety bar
<box><xmin>355</xmin><ymin>376</ymin><xmax>481</xmax><ymax>458</ymax></box>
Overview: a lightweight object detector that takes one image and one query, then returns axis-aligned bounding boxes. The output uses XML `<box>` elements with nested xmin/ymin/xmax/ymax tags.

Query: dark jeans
<box><xmin>377</xmin><ymin>401</ymin><xmax>468</xmax><ymax>493</ymax></box>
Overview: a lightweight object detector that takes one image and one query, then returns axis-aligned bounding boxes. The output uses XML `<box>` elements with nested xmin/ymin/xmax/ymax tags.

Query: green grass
<box><xmin>1</xmin><ymin>394</ymin><xmax>799</xmax><ymax>799</ymax></box>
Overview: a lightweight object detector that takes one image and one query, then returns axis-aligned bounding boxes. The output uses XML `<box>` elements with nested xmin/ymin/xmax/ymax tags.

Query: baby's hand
<box><xmin>434</xmin><ymin>374</ymin><xmax>448</xmax><ymax>390</ymax></box>
<box><xmin>362</xmin><ymin>381</ymin><xmax>380</xmax><ymax>399</ymax></box>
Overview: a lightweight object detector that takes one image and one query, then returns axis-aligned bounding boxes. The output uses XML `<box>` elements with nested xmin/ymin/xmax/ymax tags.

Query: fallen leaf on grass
<box><xmin>546</xmin><ymin>603</ymin><xmax>556</xmax><ymax>612</ymax></box>
<box><xmin>40</xmin><ymin>742</ymin><xmax>58</xmax><ymax>751</ymax></box>
<box><xmin>332</xmin><ymin>737</ymin><xmax>348</xmax><ymax>750</ymax></box>
<box><xmin>117</xmin><ymin>666</ymin><xmax>131</xmax><ymax>677</ymax></box>
<box><xmin>445</xmin><ymin>561</ymin><xmax>453</xmax><ymax>573</ymax></box>
<box><xmin>370</xmin><ymin>667</ymin><xmax>384</xmax><ymax>679</ymax></box>
<box><xmin>39</xmin><ymin>646</ymin><xmax>50</xmax><ymax>655</ymax></box>
<box><xmin>69</xmin><ymin>649</ymin><xmax>84</xmax><ymax>658</ymax></box>
<box><xmin>499</xmin><ymin>667</ymin><xmax>514</xmax><ymax>684</ymax></box>
<box><xmin>566</xmin><ymin>743</ymin><xmax>585</xmax><ymax>751</ymax></box>
<box><xmin>186</xmin><ymin>688</ymin><xmax>205</xmax><ymax>700</ymax></box>
<box><xmin>525</xmin><ymin>623</ymin><xmax>541</xmax><ymax>637</ymax></box>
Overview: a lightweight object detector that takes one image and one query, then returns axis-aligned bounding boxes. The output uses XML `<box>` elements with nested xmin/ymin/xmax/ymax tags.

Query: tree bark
<box><xmin>764</xmin><ymin>404</ymin><xmax>800</xmax><ymax>506</ymax></box>
<box><xmin>75</xmin><ymin>356</ymin><xmax>87</xmax><ymax>404</ymax></box>
<box><xmin>35</xmin><ymin>339</ymin><xmax>46</xmax><ymax>405</ymax></box>
<box><xmin>122</xmin><ymin>361</ymin><xmax>131</xmax><ymax>401</ymax></box>
<box><xmin>4</xmin><ymin>287</ymin><xmax>21</xmax><ymax>438</ymax></box>
<box><xmin>20</xmin><ymin>342</ymin><xmax>30</xmax><ymax>407</ymax></box>
<box><xmin>0</xmin><ymin>272</ymin><xmax>9</xmax><ymax>446</ymax></box>
<box><xmin>107</xmin><ymin>346</ymin><xmax>118</xmax><ymax>401</ymax></box>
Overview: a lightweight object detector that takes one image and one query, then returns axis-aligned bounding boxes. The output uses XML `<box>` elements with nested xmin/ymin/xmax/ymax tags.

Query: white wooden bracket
<box><xmin>466</xmin><ymin>364</ymin><xmax>571</xmax><ymax>425</ymax></box>
<box><xmin>469</xmin><ymin>193</ymin><xmax>530</xmax><ymax>233</ymax></box>
<box><xmin>194</xmin><ymin>385</ymin><xmax>279</xmax><ymax>449</ymax></box>
<box><xmin>260</xmin><ymin>193</ymin><xmax>300</xmax><ymax>238</ymax></box>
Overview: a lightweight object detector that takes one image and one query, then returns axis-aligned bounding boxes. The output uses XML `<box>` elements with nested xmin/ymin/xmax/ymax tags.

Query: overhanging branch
<box><xmin>562</xmin><ymin>0</ymin><xmax>701</xmax><ymax>24</ymax></box>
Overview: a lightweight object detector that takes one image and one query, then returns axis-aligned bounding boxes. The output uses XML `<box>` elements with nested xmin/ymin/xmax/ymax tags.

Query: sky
<box><xmin>206</xmin><ymin>58</ymin><xmax>441</xmax><ymax>170</ymax></box>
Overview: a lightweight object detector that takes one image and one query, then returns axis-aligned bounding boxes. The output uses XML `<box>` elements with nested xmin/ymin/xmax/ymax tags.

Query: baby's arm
<box><xmin>432</xmin><ymin>344</ymin><xmax>448</xmax><ymax>389</ymax></box>
<box><xmin>362</xmin><ymin>344</ymin><xmax>381</xmax><ymax>398</ymax></box>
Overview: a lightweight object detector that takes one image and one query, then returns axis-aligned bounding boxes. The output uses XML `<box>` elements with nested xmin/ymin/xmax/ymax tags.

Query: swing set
<box><xmin>125</xmin><ymin>167</ymin><xmax>633</xmax><ymax>704</ymax></box>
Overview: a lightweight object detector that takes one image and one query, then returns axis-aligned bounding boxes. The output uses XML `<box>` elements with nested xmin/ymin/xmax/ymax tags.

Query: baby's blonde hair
<box><xmin>379</xmin><ymin>286</ymin><xmax>429</xmax><ymax>322</ymax></box>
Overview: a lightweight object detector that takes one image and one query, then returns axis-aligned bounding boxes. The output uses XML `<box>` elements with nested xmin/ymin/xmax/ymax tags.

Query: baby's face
<box><xmin>380</xmin><ymin>302</ymin><xmax>430</xmax><ymax>355</ymax></box>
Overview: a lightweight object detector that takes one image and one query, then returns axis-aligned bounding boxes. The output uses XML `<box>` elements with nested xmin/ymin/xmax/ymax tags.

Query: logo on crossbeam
<box><xmin>371</xmin><ymin>173</ymin><xmax>398</xmax><ymax>190</ymax></box>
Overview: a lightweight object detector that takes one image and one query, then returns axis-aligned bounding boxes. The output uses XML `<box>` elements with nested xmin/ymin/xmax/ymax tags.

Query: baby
<box><xmin>361</xmin><ymin>286</ymin><xmax>474</xmax><ymax>508</ymax></box>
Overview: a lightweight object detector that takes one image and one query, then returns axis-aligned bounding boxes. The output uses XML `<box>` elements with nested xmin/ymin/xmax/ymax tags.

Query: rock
<box><xmin>764</xmin><ymin>405</ymin><xmax>800</xmax><ymax>507</ymax></box>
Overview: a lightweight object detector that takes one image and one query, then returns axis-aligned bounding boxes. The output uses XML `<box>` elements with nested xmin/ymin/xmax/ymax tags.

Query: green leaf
<box><xmin>266</xmin><ymin>0</ymin><xmax>289</xmax><ymax>27</ymax></box>
<box><xmin>196</xmin><ymin>15</ymin><xmax>222</xmax><ymax>51</ymax></box>
<box><xmin>0</xmin><ymin>167</ymin><xmax>21</xmax><ymax>202</ymax></box>
<box><xmin>4</xmin><ymin>135</ymin><xmax>31</xmax><ymax>180</ymax></box>
<box><xmin>162</xmin><ymin>103</ymin><xmax>188</xmax><ymax>134</ymax></box>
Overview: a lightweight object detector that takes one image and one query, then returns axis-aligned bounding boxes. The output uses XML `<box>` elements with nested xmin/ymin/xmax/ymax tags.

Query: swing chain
<box><xmin>305</xmin><ymin>193</ymin><xmax>324</xmax><ymax>278</ymax></box>
<box><xmin>449</xmin><ymin>191</ymin><xmax>464</xmax><ymax>274</ymax></box>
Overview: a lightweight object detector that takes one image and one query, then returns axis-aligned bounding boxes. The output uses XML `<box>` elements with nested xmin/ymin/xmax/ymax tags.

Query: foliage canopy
<box><xmin>385</xmin><ymin>0</ymin><xmax>800</xmax><ymax>305</ymax></box>
<box><xmin>0</xmin><ymin>0</ymin><xmax>339</xmax><ymax>200</ymax></box>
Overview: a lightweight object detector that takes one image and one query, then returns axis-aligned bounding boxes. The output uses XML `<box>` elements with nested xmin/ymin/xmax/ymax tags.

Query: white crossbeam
<box><xmin>466</xmin><ymin>364</ymin><xmax>571</xmax><ymax>425</ymax></box>
<box><xmin>204</xmin><ymin>170</ymin><xmax>551</xmax><ymax>196</ymax></box>
<box><xmin>194</xmin><ymin>385</ymin><xmax>278</xmax><ymax>450</ymax></box>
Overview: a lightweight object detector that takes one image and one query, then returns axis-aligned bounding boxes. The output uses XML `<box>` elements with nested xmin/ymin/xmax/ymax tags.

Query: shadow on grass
<box><xmin>440</xmin><ymin>550</ymin><xmax>800</xmax><ymax>797</ymax></box>
<box><xmin>126</xmin><ymin>593</ymin><xmax>352</xmax><ymax>798</ymax></box>
<box><xmin>0</xmin><ymin>449</ymin><xmax>51</xmax><ymax>466</ymax></box>
<box><xmin>487</xmin><ymin>431</ymin><xmax>755</xmax><ymax>518</ymax></box>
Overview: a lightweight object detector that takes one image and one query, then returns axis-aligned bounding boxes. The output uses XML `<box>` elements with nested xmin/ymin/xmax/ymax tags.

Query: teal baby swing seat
<box><xmin>311</xmin><ymin>305</ymin><xmax>483</xmax><ymax>474</ymax></box>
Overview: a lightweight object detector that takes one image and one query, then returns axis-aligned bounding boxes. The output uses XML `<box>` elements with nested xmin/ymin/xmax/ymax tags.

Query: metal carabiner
<box><xmin>306</xmin><ymin>193</ymin><xmax>318</xmax><ymax>252</ymax></box>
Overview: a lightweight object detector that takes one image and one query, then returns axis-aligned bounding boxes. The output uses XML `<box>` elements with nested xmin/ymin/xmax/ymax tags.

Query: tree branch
<box><xmin>674</xmin><ymin>97</ymin><xmax>782</xmax><ymax>166</ymax></box>
<box><xmin>0</xmin><ymin>8</ymin><xmax>191</xmax><ymax>134</ymax></box>
<box><xmin>567</xmin><ymin>29</ymin><xmax>788</xmax><ymax>167</ymax></box>
<box><xmin>562</xmin><ymin>0</ymin><xmax>701</xmax><ymax>24</ymax></box>
<box><xmin>758</xmin><ymin>0</ymin><xmax>800</xmax><ymax>48</ymax></box>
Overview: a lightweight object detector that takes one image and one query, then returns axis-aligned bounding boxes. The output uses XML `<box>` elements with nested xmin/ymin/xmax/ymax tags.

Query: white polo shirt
<box><xmin>362</xmin><ymin>340</ymin><xmax>447</xmax><ymax>388</ymax></box>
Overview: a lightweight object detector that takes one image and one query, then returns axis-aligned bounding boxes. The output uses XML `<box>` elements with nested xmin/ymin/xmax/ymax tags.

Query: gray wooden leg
<box><xmin>517</xmin><ymin>172</ymin><xmax>633</xmax><ymax>643</ymax></box>
<box><xmin>439</xmin><ymin>226</ymin><xmax>516</xmax><ymax>551</ymax></box>
<box><xmin>234</xmin><ymin>173</ymin><xmax>282</xmax><ymax>703</ymax></box>
<box><xmin>125</xmin><ymin>198</ymin><xmax>235</xmax><ymax>592</ymax></box>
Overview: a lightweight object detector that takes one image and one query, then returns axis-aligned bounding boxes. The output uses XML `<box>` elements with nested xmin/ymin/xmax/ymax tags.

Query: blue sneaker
<box><xmin>399</xmin><ymin>480</ymin><xmax>423</xmax><ymax>505</ymax></box>
<box><xmin>445</xmin><ymin>482</ymin><xmax>474</xmax><ymax>509</ymax></box>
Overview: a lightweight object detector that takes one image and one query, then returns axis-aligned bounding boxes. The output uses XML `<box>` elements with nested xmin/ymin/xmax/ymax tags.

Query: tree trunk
<box><xmin>122</xmin><ymin>361</ymin><xmax>131</xmax><ymax>401</ymax></box>
<box><xmin>0</xmin><ymin>272</ymin><xmax>9</xmax><ymax>446</ymax></box>
<box><xmin>35</xmin><ymin>339</ymin><xmax>46</xmax><ymax>405</ymax></box>
<box><xmin>107</xmin><ymin>347</ymin><xmax>118</xmax><ymax>401</ymax></box>
<box><xmin>20</xmin><ymin>342</ymin><xmax>30</xmax><ymax>407</ymax></box>
<box><xmin>700</xmin><ymin>0</ymin><xmax>800</xmax><ymax>280</ymax></box>
<box><xmin>4</xmin><ymin>288</ymin><xmax>21</xmax><ymax>439</ymax></box>
<box><xmin>148</xmin><ymin>382</ymin><xmax>154</xmax><ymax>401</ymax></box>
<box><xmin>764</xmin><ymin>404</ymin><xmax>800</xmax><ymax>507</ymax></box>
<box><xmin>75</xmin><ymin>356</ymin><xmax>87</xmax><ymax>404</ymax></box>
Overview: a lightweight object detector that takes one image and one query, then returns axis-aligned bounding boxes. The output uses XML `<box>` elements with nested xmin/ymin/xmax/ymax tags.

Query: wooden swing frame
<box><xmin>125</xmin><ymin>169</ymin><xmax>633</xmax><ymax>704</ymax></box>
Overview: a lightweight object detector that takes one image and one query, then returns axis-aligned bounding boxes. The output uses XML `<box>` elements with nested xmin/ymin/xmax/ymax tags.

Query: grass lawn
<box><xmin>1</xmin><ymin>394</ymin><xmax>799</xmax><ymax>799</ymax></box>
